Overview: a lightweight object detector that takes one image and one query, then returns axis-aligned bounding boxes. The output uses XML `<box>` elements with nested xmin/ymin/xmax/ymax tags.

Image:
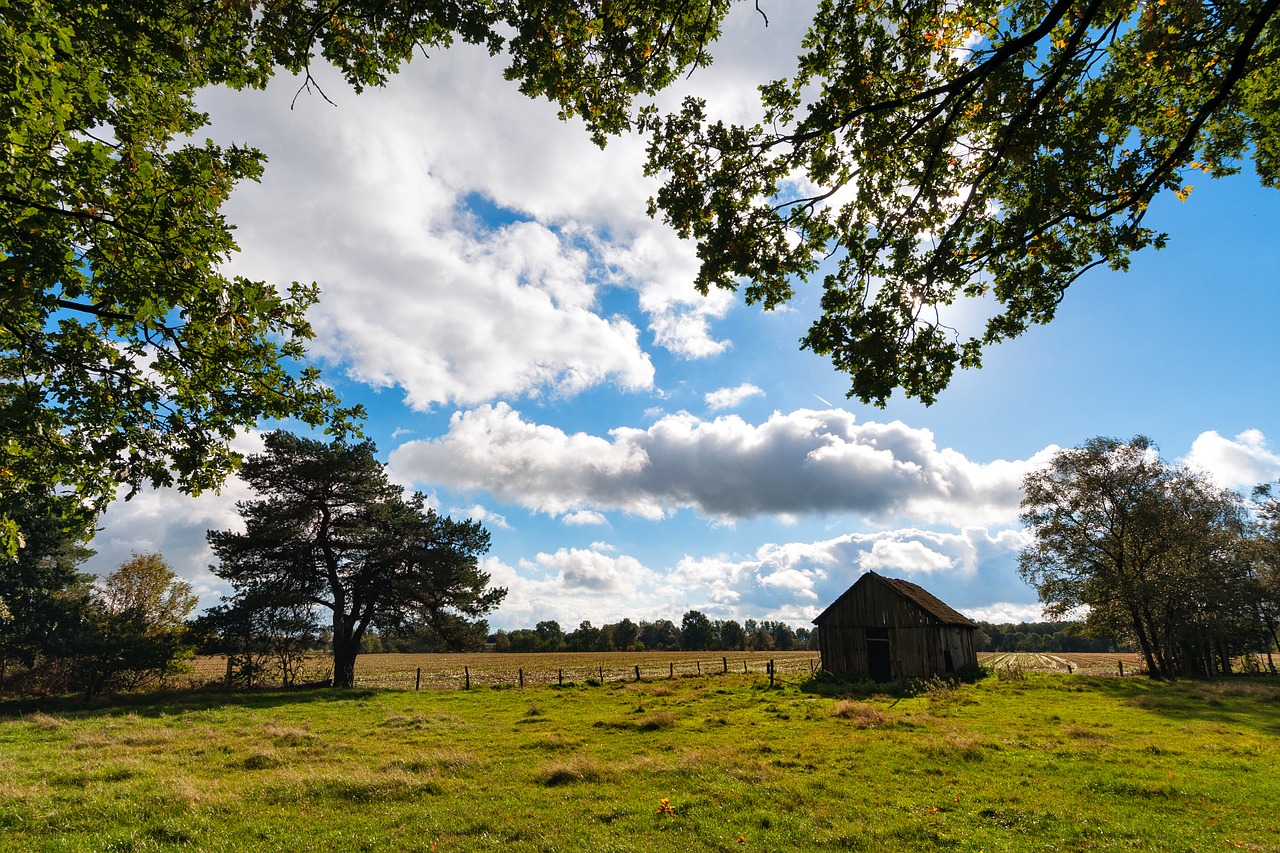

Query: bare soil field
<box><xmin>979</xmin><ymin>651</ymin><xmax>1147</xmax><ymax>675</ymax></box>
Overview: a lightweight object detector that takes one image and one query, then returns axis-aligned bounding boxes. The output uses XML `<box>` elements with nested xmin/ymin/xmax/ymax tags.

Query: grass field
<box><xmin>2</xmin><ymin>668</ymin><xmax>1278</xmax><ymax>851</ymax></box>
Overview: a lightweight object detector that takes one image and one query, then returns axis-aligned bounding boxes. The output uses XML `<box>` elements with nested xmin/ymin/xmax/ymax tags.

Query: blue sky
<box><xmin>84</xmin><ymin>5</ymin><xmax>1280</xmax><ymax>630</ymax></box>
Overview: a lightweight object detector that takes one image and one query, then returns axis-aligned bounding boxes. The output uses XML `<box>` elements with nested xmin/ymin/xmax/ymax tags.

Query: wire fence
<box><xmin>352</xmin><ymin>654</ymin><xmax>823</xmax><ymax>691</ymax></box>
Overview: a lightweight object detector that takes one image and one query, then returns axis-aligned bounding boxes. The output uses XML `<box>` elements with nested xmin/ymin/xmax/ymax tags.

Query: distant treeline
<box><xmin>364</xmin><ymin>611</ymin><xmax>815</xmax><ymax>654</ymax></box>
<box><xmin>974</xmin><ymin>621</ymin><xmax>1125</xmax><ymax>653</ymax></box>
<box><xmin>363</xmin><ymin>612</ymin><xmax>1123</xmax><ymax>656</ymax></box>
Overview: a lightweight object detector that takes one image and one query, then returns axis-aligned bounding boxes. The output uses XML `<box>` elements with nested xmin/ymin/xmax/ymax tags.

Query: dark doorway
<box><xmin>865</xmin><ymin>628</ymin><xmax>891</xmax><ymax>682</ymax></box>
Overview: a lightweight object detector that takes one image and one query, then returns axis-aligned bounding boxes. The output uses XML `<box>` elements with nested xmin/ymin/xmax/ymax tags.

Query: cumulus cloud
<box><xmin>658</xmin><ymin>526</ymin><xmax>1027</xmax><ymax>627</ymax></box>
<box><xmin>858</xmin><ymin>539</ymin><xmax>956</xmax><ymax>574</ymax></box>
<box><xmin>1182</xmin><ymin>429</ymin><xmax>1280</xmax><ymax>490</ymax></box>
<box><xmin>563</xmin><ymin>510</ymin><xmax>609</xmax><ymax>526</ymax></box>
<box><xmin>80</xmin><ymin>431</ymin><xmax>268</xmax><ymax>608</ymax></box>
<box><xmin>199</xmin><ymin>21</ymin><xmax>801</xmax><ymax>410</ymax></box>
<box><xmin>82</xmin><ymin>485</ymin><xmax>246</xmax><ymax>610</ymax></box>
<box><xmin>482</xmin><ymin>548</ymin><xmax>677</xmax><ymax>628</ymax></box>
<box><xmin>705</xmin><ymin>383</ymin><xmax>765</xmax><ymax>411</ymax></box>
<box><xmin>962</xmin><ymin>602</ymin><xmax>1045</xmax><ymax>624</ymax></box>
<box><xmin>452</xmin><ymin>504</ymin><xmax>510</xmax><ymax>530</ymax></box>
<box><xmin>390</xmin><ymin>404</ymin><xmax>1048</xmax><ymax>524</ymax></box>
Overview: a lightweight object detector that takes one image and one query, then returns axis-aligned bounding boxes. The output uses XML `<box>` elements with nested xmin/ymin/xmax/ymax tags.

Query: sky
<box><xmin>83</xmin><ymin>4</ymin><xmax>1280</xmax><ymax>631</ymax></box>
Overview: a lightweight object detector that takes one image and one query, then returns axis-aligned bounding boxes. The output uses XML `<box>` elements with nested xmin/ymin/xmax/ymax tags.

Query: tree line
<box><xmin>973</xmin><ymin>622</ymin><xmax>1124</xmax><ymax>654</ymax></box>
<box><xmin>485</xmin><ymin>613</ymin><xmax>815</xmax><ymax>654</ymax></box>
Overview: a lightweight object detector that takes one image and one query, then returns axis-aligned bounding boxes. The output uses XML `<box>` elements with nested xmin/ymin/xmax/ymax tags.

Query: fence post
<box><xmin>464</xmin><ymin>666</ymin><xmax>470</xmax><ymax>690</ymax></box>
<box><xmin>415</xmin><ymin>667</ymin><xmax>422</xmax><ymax>691</ymax></box>
<box><xmin>669</xmin><ymin>662</ymin><xmax>674</xmax><ymax>679</ymax></box>
<box><xmin>1118</xmin><ymin>660</ymin><xmax>1124</xmax><ymax>677</ymax></box>
<box><xmin>519</xmin><ymin>668</ymin><xmax>524</xmax><ymax>688</ymax></box>
<box><xmin>769</xmin><ymin>660</ymin><xmax>775</xmax><ymax>687</ymax></box>
<box><xmin>723</xmin><ymin>656</ymin><xmax>728</xmax><ymax>674</ymax></box>
<box><xmin>635</xmin><ymin>665</ymin><xmax>641</xmax><ymax>682</ymax></box>
<box><xmin>743</xmin><ymin>660</ymin><xmax>748</xmax><ymax>674</ymax></box>
<box><xmin>599</xmin><ymin>666</ymin><xmax>603</xmax><ymax>682</ymax></box>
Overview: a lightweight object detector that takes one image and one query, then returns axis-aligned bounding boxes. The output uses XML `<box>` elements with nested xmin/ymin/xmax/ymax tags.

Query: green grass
<box><xmin>2</xmin><ymin>673</ymin><xmax>1278</xmax><ymax>851</ymax></box>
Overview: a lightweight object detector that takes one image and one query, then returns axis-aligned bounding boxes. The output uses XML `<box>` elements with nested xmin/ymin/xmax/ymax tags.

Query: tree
<box><xmin>2</xmin><ymin>0</ymin><xmax>729</xmax><ymax>554</ymax></box>
<box><xmin>1247</xmin><ymin>484</ymin><xmax>1280</xmax><ymax>670</ymax></box>
<box><xmin>63</xmin><ymin>553</ymin><xmax>197</xmax><ymax>697</ymax></box>
<box><xmin>716</xmin><ymin>618</ymin><xmax>746</xmax><ymax>650</ymax></box>
<box><xmin>566</xmin><ymin>620</ymin><xmax>601</xmax><ymax>652</ymax></box>
<box><xmin>0</xmin><ymin>1</ymin><xmax>359</xmax><ymax>555</ymax></box>
<box><xmin>535</xmin><ymin>620</ymin><xmax>566</xmax><ymax>652</ymax></box>
<box><xmin>645</xmin><ymin>0</ymin><xmax>1280</xmax><ymax>405</ymax></box>
<box><xmin>99</xmin><ymin>553</ymin><xmax>197</xmax><ymax>634</ymax></box>
<box><xmin>611</xmin><ymin>618</ymin><xmax>640</xmax><ymax>651</ymax></box>
<box><xmin>680</xmin><ymin>609</ymin><xmax>715</xmax><ymax>650</ymax></box>
<box><xmin>207</xmin><ymin>432</ymin><xmax>504</xmax><ymax>688</ymax></box>
<box><xmin>194</xmin><ymin>589</ymin><xmax>322</xmax><ymax>687</ymax></box>
<box><xmin>1019</xmin><ymin>435</ymin><xmax>1257</xmax><ymax>678</ymax></box>
<box><xmin>0</xmin><ymin>488</ymin><xmax>95</xmax><ymax>684</ymax></box>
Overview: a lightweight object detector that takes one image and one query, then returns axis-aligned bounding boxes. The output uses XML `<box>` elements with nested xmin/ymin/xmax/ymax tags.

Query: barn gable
<box><xmin>813</xmin><ymin>572</ymin><xmax>978</xmax><ymax>681</ymax></box>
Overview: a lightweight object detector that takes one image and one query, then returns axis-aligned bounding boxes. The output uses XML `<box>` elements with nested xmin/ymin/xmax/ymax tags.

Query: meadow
<box><xmin>1</xmin><ymin>668</ymin><xmax>1277</xmax><ymax>852</ymax></box>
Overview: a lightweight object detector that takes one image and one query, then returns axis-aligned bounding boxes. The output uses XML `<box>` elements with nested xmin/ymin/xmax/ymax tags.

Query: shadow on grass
<box><xmin>0</xmin><ymin>683</ymin><xmax>386</xmax><ymax>721</ymax></box>
<box><xmin>1079</xmin><ymin>675</ymin><xmax>1280</xmax><ymax>738</ymax></box>
<box><xmin>799</xmin><ymin>665</ymin><xmax>988</xmax><ymax>700</ymax></box>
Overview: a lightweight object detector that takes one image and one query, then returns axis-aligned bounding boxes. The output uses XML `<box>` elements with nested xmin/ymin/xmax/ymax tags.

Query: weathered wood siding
<box><xmin>815</xmin><ymin>576</ymin><xmax>977</xmax><ymax>681</ymax></box>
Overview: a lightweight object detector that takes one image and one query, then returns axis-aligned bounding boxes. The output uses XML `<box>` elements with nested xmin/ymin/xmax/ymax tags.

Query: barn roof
<box><xmin>813</xmin><ymin>571</ymin><xmax>978</xmax><ymax>628</ymax></box>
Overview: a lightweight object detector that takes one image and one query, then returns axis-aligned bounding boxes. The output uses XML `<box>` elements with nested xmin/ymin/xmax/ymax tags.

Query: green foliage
<box><xmin>973</xmin><ymin>620</ymin><xmax>1122</xmax><ymax>653</ymax></box>
<box><xmin>1</xmin><ymin>0</ymin><xmax>731</xmax><ymax>553</ymax></box>
<box><xmin>0</xmin><ymin>1</ymin><xmax>362</xmax><ymax>552</ymax></box>
<box><xmin>208</xmin><ymin>432</ymin><xmax>504</xmax><ymax>688</ymax></box>
<box><xmin>0</xmin><ymin>487</ymin><xmax>95</xmax><ymax>678</ymax></box>
<box><xmin>52</xmin><ymin>553</ymin><xmax>197</xmax><ymax>697</ymax></box>
<box><xmin>1020</xmin><ymin>435</ymin><xmax>1264</xmax><ymax>678</ymax></box>
<box><xmin>680</xmin><ymin>609</ymin><xmax>715</xmax><ymax>650</ymax></box>
<box><xmin>644</xmin><ymin>0</ymin><xmax>1280</xmax><ymax>404</ymax></box>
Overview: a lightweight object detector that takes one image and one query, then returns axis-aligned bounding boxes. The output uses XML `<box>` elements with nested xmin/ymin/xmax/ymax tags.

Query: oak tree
<box><xmin>2</xmin><ymin>0</ymin><xmax>731</xmax><ymax>554</ymax></box>
<box><xmin>645</xmin><ymin>0</ymin><xmax>1280</xmax><ymax>404</ymax></box>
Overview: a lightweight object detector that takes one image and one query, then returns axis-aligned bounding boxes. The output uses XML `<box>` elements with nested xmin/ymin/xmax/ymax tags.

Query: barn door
<box><xmin>865</xmin><ymin>628</ymin><xmax>891</xmax><ymax>682</ymax></box>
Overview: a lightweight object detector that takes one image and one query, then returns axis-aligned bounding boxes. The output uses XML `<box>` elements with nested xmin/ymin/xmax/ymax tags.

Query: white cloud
<box><xmin>962</xmin><ymin>602</ymin><xmax>1045</xmax><ymax>624</ymax></box>
<box><xmin>858</xmin><ymin>539</ymin><xmax>956</xmax><ymax>574</ymax></box>
<box><xmin>483</xmin><ymin>548</ymin><xmax>678</xmax><ymax>628</ymax></box>
<box><xmin>705</xmin><ymin>383</ymin><xmax>765</xmax><ymax>411</ymax></box>
<box><xmin>1182</xmin><ymin>429</ymin><xmax>1280</xmax><ymax>490</ymax></box>
<box><xmin>200</xmin><ymin>28</ymin><xmax>783</xmax><ymax>410</ymax></box>
<box><xmin>81</xmin><ymin>431</ymin><xmax>268</xmax><ymax>608</ymax></box>
<box><xmin>452</xmin><ymin>504</ymin><xmax>510</xmax><ymax>530</ymax></box>
<box><xmin>562</xmin><ymin>510</ymin><xmax>608</xmax><ymax>526</ymax></box>
<box><xmin>390</xmin><ymin>404</ymin><xmax>1045</xmax><ymax>524</ymax></box>
<box><xmin>82</xmin><ymin>485</ymin><xmax>246</xmax><ymax>611</ymax></box>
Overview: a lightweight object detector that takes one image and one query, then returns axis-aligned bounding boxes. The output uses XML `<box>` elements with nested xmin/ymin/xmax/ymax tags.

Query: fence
<box><xmin>351</xmin><ymin>653</ymin><xmax>822</xmax><ymax>691</ymax></box>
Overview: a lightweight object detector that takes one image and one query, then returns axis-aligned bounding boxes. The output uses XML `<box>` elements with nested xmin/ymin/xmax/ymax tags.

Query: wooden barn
<box><xmin>813</xmin><ymin>572</ymin><xmax>978</xmax><ymax>681</ymax></box>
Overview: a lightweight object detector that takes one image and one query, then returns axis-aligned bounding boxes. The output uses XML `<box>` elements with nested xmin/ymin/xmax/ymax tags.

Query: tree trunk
<box><xmin>333</xmin><ymin>642</ymin><xmax>358</xmax><ymax>688</ymax></box>
<box><xmin>330</xmin><ymin>609</ymin><xmax>361</xmax><ymax>688</ymax></box>
<box><xmin>1129</xmin><ymin>605</ymin><xmax>1164</xmax><ymax>679</ymax></box>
